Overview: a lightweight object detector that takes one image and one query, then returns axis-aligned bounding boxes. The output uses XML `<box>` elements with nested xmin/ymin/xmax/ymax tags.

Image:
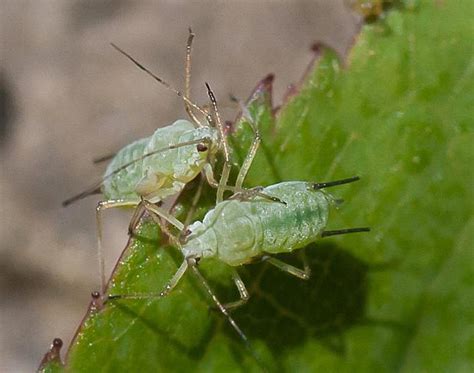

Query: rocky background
<box><xmin>0</xmin><ymin>1</ymin><xmax>360</xmax><ymax>371</ymax></box>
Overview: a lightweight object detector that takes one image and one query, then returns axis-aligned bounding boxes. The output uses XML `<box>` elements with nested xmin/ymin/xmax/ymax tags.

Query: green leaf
<box><xmin>42</xmin><ymin>0</ymin><xmax>473</xmax><ymax>371</ymax></box>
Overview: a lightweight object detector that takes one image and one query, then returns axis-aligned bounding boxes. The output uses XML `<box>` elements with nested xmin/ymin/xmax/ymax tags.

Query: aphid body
<box><xmin>109</xmin><ymin>176</ymin><xmax>369</xmax><ymax>366</ymax></box>
<box><xmin>184</xmin><ymin>181</ymin><xmax>330</xmax><ymax>266</ymax></box>
<box><xmin>63</xmin><ymin>30</ymin><xmax>262</xmax><ymax>295</ymax></box>
<box><xmin>102</xmin><ymin>120</ymin><xmax>219</xmax><ymax>203</ymax></box>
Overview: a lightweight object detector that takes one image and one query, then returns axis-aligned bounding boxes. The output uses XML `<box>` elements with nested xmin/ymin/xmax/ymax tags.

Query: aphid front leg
<box><xmin>221</xmin><ymin>269</ymin><xmax>250</xmax><ymax>311</ymax></box>
<box><xmin>261</xmin><ymin>255</ymin><xmax>311</xmax><ymax>280</ymax></box>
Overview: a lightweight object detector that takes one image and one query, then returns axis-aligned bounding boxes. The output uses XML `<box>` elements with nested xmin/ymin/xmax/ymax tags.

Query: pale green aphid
<box><xmin>63</xmin><ymin>30</ymin><xmax>261</xmax><ymax>295</ymax></box>
<box><xmin>108</xmin><ymin>176</ymin><xmax>369</xmax><ymax>362</ymax></box>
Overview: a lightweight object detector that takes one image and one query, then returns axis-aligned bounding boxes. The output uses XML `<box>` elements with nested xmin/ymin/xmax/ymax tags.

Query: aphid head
<box><xmin>194</xmin><ymin>126</ymin><xmax>221</xmax><ymax>162</ymax></box>
<box><xmin>181</xmin><ymin>221</ymin><xmax>217</xmax><ymax>260</ymax></box>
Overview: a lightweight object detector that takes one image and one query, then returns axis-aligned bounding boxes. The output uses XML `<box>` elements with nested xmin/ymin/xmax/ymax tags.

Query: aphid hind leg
<box><xmin>261</xmin><ymin>254</ymin><xmax>311</xmax><ymax>280</ymax></box>
<box><xmin>96</xmin><ymin>199</ymin><xmax>141</xmax><ymax>295</ymax></box>
<box><xmin>188</xmin><ymin>264</ymin><xmax>264</xmax><ymax>368</ymax></box>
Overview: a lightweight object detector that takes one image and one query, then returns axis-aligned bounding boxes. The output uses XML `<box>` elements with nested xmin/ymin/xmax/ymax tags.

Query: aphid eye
<box><xmin>196</xmin><ymin>143</ymin><xmax>208</xmax><ymax>152</ymax></box>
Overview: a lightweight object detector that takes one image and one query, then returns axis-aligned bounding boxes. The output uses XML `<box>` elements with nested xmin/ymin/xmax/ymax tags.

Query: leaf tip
<box><xmin>37</xmin><ymin>337</ymin><xmax>64</xmax><ymax>372</ymax></box>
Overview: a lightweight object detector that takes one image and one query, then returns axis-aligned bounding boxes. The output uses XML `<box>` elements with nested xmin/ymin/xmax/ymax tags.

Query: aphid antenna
<box><xmin>205</xmin><ymin>82</ymin><xmax>231</xmax><ymax>202</ymax></box>
<box><xmin>184</xmin><ymin>27</ymin><xmax>201</xmax><ymax>125</ymax></box>
<box><xmin>313</xmin><ymin>176</ymin><xmax>360</xmax><ymax>190</ymax></box>
<box><xmin>110</xmin><ymin>41</ymin><xmax>208</xmax><ymax>124</ymax></box>
<box><xmin>92</xmin><ymin>153</ymin><xmax>116</xmax><ymax>164</ymax></box>
<box><xmin>62</xmin><ymin>186</ymin><xmax>102</xmax><ymax>206</ymax></box>
<box><xmin>62</xmin><ymin>138</ymin><xmax>208</xmax><ymax>206</ymax></box>
<box><xmin>321</xmin><ymin>227</ymin><xmax>371</xmax><ymax>237</ymax></box>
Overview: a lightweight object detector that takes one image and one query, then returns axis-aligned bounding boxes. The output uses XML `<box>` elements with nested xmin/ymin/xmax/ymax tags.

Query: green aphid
<box><xmin>63</xmin><ymin>29</ymin><xmax>261</xmax><ymax>295</ymax></box>
<box><xmin>107</xmin><ymin>176</ymin><xmax>369</xmax><ymax>366</ymax></box>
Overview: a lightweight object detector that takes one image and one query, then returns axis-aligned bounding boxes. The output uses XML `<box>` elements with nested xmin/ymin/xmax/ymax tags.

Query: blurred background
<box><xmin>0</xmin><ymin>1</ymin><xmax>361</xmax><ymax>371</ymax></box>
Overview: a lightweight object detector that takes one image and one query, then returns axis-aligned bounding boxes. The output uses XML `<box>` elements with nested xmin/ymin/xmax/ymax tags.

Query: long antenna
<box><xmin>62</xmin><ymin>138</ymin><xmax>207</xmax><ymax>206</ymax></box>
<box><xmin>110</xmin><ymin>43</ymin><xmax>208</xmax><ymax>120</ymax></box>
<box><xmin>184</xmin><ymin>28</ymin><xmax>201</xmax><ymax>126</ymax></box>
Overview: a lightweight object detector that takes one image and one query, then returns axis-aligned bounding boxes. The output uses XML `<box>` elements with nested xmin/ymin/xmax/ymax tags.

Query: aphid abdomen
<box><xmin>102</xmin><ymin>137</ymin><xmax>149</xmax><ymax>201</ymax></box>
<box><xmin>258</xmin><ymin>182</ymin><xmax>330</xmax><ymax>254</ymax></box>
<box><xmin>186</xmin><ymin>182</ymin><xmax>331</xmax><ymax>266</ymax></box>
<box><xmin>138</xmin><ymin>120</ymin><xmax>218</xmax><ymax>201</ymax></box>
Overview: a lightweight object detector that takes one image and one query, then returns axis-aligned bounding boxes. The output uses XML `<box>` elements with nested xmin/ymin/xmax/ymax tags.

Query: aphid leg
<box><xmin>202</xmin><ymin>164</ymin><xmax>252</xmax><ymax>196</ymax></box>
<box><xmin>235</xmin><ymin>114</ymin><xmax>261</xmax><ymax>191</ymax></box>
<box><xmin>127</xmin><ymin>199</ymin><xmax>147</xmax><ymax>236</ymax></box>
<box><xmin>230</xmin><ymin>95</ymin><xmax>261</xmax><ymax>191</ymax></box>
<box><xmin>229</xmin><ymin>186</ymin><xmax>286</xmax><ymax>205</ymax></box>
<box><xmin>221</xmin><ymin>269</ymin><xmax>250</xmax><ymax>310</ymax></box>
<box><xmin>96</xmin><ymin>200</ymin><xmax>140</xmax><ymax>295</ymax></box>
<box><xmin>321</xmin><ymin>227</ymin><xmax>370</xmax><ymax>237</ymax></box>
<box><xmin>107</xmin><ymin>208</ymin><xmax>188</xmax><ymax>301</ymax></box>
<box><xmin>205</xmin><ymin>83</ymin><xmax>231</xmax><ymax>203</ymax></box>
<box><xmin>182</xmin><ymin>174</ymin><xmax>205</xmax><ymax>231</ymax></box>
<box><xmin>299</xmin><ymin>248</ymin><xmax>311</xmax><ymax>278</ymax></box>
<box><xmin>261</xmin><ymin>255</ymin><xmax>311</xmax><ymax>280</ymax></box>
<box><xmin>189</xmin><ymin>264</ymin><xmax>265</xmax><ymax>369</ymax></box>
<box><xmin>140</xmin><ymin>199</ymin><xmax>185</xmax><ymax>233</ymax></box>
<box><xmin>202</xmin><ymin>163</ymin><xmax>219</xmax><ymax>187</ymax></box>
<box><xmin>107</xmin><ymin>259</ymin><xmax>189</xmax><ymax>301</ymax></box>
<box><xmin>183</xmin><ymin>28</ymin><xmax>202</xmax><ymax>126</ymax></box>
<box><xmin>108</xmin><ymin>206</ymin><xmax>265</xmax><ymax>368</ymax></box>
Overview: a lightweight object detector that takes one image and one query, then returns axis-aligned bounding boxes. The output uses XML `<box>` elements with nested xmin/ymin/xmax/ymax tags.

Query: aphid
<box><xmin>62</xmin><ymin>29</ymin><xmax>261</xmax><ymax>294</ymax></box>
<box><xmin>107</xmin><ymin>176</ymin><xmax>370</xmax><ymax>363</ymax></box>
